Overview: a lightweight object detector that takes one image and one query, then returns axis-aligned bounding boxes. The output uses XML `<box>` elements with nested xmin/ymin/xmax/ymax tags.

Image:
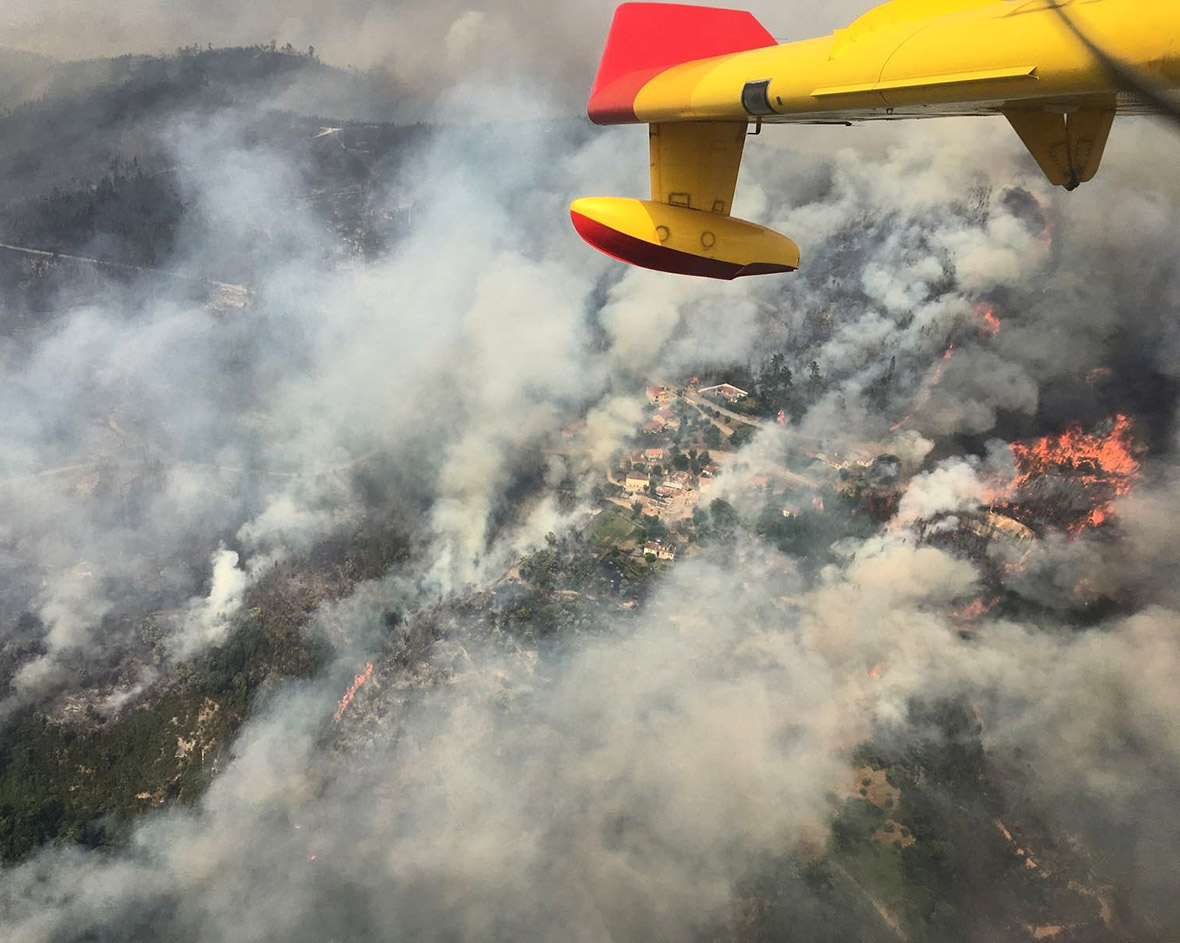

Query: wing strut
<box><xmin>570</xmin><ymin>119</ymin><xmax>798</xmax><ymax>279</ymax></box>
<box><xmin>649</xmin><ymin>121</ymin><xmax>746</xmax><ymax>214</ymax></box>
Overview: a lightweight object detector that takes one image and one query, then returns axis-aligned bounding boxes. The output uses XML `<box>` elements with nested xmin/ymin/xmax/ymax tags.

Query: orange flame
<box><xmin>868</xmin><ymin>664</ymin><xmax>882</xmax><ymax>679</ymax></box>
<box><xmin>932</xmin><ymin>343</ymin><xmax>955</xmax><ymax>380</ymax></box>
<box><xmin>951</xmin><ymin>596</ymin><xmax>996</xmax><ymax>624</ymax></box>
<box><xmin>988</xmin><ymin>416</ymin><xmax>1140</xmax><ymax>533</ymax></box>
<box><xmin>975</xmin><ymin>303</ymin><xmax>1001</xmax><ymax>340</ymax></box>
<box><xmin>333</xmin><ymin>662</ymin><xmax>374</xmax><ymax>723</ymax></box>
<box><xmin>1001</xmin><ymin>548</ymin><xmax>1033</xmax><ymax>575</ymax></box>
<box><xmin>890</xmin><ymin>343</ymin><xmax>955</xmax><ymax>432</ymax></box>
<box><xmin>1010</xmin><ymin>414</ymin><xmax>1138</xmax><ymax>491</ymax></box>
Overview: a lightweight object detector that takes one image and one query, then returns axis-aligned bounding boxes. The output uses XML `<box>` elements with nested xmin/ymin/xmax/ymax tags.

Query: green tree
<box><xmin>758</xmin><ymin>351</ymin><xmax>794</xmax><ymax>414</ymax></box>
<box><xmin>643</xmin><ymin>515</ymin><xmax>669</xmax><ymax>540</ymax></box>
<box><xmin>731</xmin><ymin>425</ymin><xmax>757</xmax><ymax>447</ymax></box>
<box><xmin>710</xmin><ymin>498</ymin><xmax>738</xmax><ymax>531</ymax></box>
<box><xmin>807</xmin><ymin>359</ymin><xmax>824</xmax><ymax>396</ymax></box>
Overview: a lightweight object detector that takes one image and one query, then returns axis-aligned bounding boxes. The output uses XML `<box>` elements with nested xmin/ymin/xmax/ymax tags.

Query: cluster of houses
<box><xmin>596</xmin><ymin>379</ymin><xmax>754</xmax><ymax>566</ymax></box>
<box><xmin>643</xmin><ymin>386</ymin><xmax>683</xmax><ymax>436</ymax></box>
<box><xmin>622</xmin><ymin>447</ymin><xmax>712</xmax><ymax>500</ymax></box>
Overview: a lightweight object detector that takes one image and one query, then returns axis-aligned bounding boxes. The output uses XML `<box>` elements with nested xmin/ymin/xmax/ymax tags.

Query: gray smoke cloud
<box><xmin>0</xmin><ymin>0</ymin><xmax>871</xmax><ymax>114</ymax></box>
<box><xmin>2</xmin><ymin>2</ymin><xmax>1180</xmax><ymax>940</ymax></box>
<box><xmin>0</xmin><ymin>109</ymin><xmax>607</xmax><ymax>702</ymax></box>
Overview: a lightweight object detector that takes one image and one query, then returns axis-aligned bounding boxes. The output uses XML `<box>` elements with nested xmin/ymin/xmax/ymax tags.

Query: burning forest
<box><xmin>997</xmin><ymin>413</ymin><xmax>1142</xmax><ymax>532</ymax></box>
<box><xmin>1</xmin><ymin>8</ymin><xmax>1180</xmax><ymax>943</ymax></box>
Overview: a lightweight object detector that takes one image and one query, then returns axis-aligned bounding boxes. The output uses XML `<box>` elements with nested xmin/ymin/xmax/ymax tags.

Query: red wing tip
<box><xmin>586</xmin><ymin>96</ymin><xmax>638</xmax><ymax>125</ymax></box>
<box><xmin>587</xmin><ymin>3</ymin><xmax>777</xmax><ymax>125</ymax></box>
<box><xmin>570</xmin><ymin>209</ymin><xmax>795</xmax><ymax>280</ymax></box>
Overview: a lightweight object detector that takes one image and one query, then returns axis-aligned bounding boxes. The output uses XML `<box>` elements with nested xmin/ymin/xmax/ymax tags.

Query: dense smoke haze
<box><xmin>0</xmin><ymin>0</ymin><xmax>873</xmax><ymax>118</ymax></box>
<box><xmin>2</xmin><ymin>2</ymin><xmax>1180</xmax><ymax>941</ymax></box>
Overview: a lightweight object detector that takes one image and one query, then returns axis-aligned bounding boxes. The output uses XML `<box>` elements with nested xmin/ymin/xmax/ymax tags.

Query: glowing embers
<box><xmin>950</xmin><ymin>596</ymin><xmax>998</xmax><ymax>626</ymax></box>
<box><xmin>890</xmin><ymin>343</ymin><xmax>955</xmax><ymax>432</ymax></box>
<box><xmin>892</xmin><ymin>303</ymin><xmax>1002</xmax><ymax>432</ymax></box>
<box><xmin>989</xmin><ymin>415</ymin><xmax>1140</xmax><ymax>533</ymax></box>
<box><xmin>974</xmin><ymin>303</ymin><xmax>1001</xmax><ymax>340</ymax></box>
<box><xmin>333</xmin><ymin>662</ymin><xmax>374</xmax><ymax>723</ymax></box>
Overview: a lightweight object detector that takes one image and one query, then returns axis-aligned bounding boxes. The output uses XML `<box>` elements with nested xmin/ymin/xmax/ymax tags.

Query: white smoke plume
<box><xmin>172</xmin><ymin>546</ymin><xmax>248</xmax><ymax>659</ymax></box>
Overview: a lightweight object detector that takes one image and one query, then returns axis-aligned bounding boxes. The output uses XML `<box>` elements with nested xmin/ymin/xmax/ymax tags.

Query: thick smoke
<box><xmin>1</xmin><ymin>0</ymin><xmax>871</xmax><ymax>114</ymax></box>
<box><xmin>176</xmin><ymin>546</ymin><xmax>247</xmax><ymax>659</ymax></box>
<box><xmin>0</xmin><ymin>109</ymin><xmax>609</xmax><ymax>703</ymax></box>
<box><xmin>3</xmin><ymin>3</ymin><xmax>1180</xmax><ymax>941</ymax></box>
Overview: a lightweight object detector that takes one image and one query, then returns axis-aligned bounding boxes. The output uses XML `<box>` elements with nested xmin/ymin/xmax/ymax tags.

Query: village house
<box><xmin>655</xmin><ymin>406</ymin><xmax>681</xmax><ymax>430</ymax></box>
<box><xmin>656</xmin><ymin>471</ymin><xmax>693</xmax><ymax>498</ymax></box>
<box><xmin>624</xmin><ymin>471</ymin><xmax>650</xmax><ymax>493</ymax></box>
<box><xmin>699</xmin><ymin>382</ymin><xmax>749</xmax><ymax>403</ymax></box>
<box><xmin>635</xmin><ymin>494</ymin><xmax>665</xmax><ymax>517</ymax></box>
<box><xmin>643</xmin><ymin>540</ymin><xmax>677</xmax><ymax>562</ymax></box>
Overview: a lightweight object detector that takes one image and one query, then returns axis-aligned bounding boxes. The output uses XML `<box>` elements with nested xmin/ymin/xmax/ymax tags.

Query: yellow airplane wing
<box><xmin>572</xmin><ymin>0</ymin><xmax>1180</xmax><ymax>278</ymax></box>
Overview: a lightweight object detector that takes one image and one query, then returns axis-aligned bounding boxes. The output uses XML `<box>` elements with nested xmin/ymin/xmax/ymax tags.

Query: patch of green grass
<box><xmin>0</xmin><ymin>608</ymin><xmax>330</xmax><ymax>863</ymax></box>
<box><xmin>836</xmin><ymin>839</ymin><xmax>913</xmax><ymax>921</ymax></box>
<box><xmin>592</xmin><ymin>511</ymin><xmax>640</xmax><ymax>546</ymax></box>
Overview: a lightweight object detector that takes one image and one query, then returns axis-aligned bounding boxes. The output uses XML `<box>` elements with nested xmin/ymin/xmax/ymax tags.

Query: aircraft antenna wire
<box><xmin>1046</xmin><ymin>0</ymin><xmax>1180</xmax><ymax>128</ymax></box>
